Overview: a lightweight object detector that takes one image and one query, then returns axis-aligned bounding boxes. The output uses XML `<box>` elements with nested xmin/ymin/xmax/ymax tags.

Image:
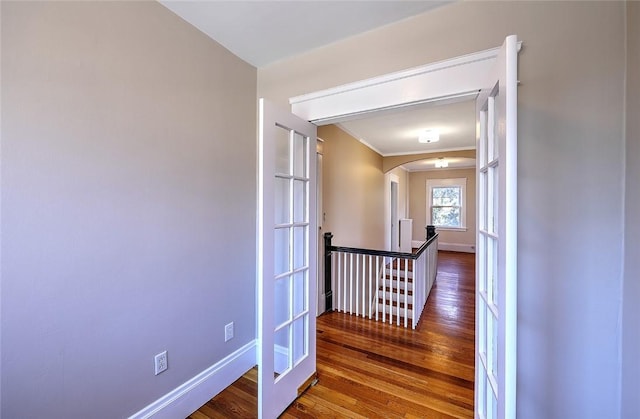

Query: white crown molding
<box><xmin>336</xmin><ymin>122</ymin><xmax>385</xmax><ymax>156</ymax></box>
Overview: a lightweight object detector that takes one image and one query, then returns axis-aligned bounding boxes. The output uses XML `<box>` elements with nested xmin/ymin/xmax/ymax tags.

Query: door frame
<box><xmin>386</xmin><ymin>173</ymin><xmax>400</xmax><ymax>252</ymax></box>
<box><xmin>287</xmin><ymin>40</ymin><xmax>521</xmax><ymax>416</ymax></box>
<box><xmin>316</xmin><ymin>139</ymin><xmax>324</xmax><ymax>315</ymax></box>
<box><xmin>288</xmin><ymin>41</ymin><xmax>521</xmax><ymax>261</ymax></box>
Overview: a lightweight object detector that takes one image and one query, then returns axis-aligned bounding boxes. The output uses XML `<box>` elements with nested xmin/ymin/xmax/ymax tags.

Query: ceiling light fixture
<box><xmin>418</xmin><ymin>129</ymin><xmax>440</xmax><ymax>143</ymax></box>
<box><xmin>435</xmin><ymin>157</ymin><xmax>448</xmax><ymax>168</ymax></box>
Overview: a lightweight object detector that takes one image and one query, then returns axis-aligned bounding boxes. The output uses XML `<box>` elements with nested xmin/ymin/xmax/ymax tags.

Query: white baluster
<box><xmin>368</xmin><ymin>255</ymin><xmax>372</xmax><ymax>319</ymax></box>
<box><xmin>382</xmin><ymin>258</ymin><xmax>386</xmax><ymax>323</ymax></box>
<box><xmin>375</xmin><ymin>256</ymin><xmax>380</xmax><ymax>321</ymax></box>
<box><xmin>361</xmin><ymin>254</ymin><xmax>365</xmax><ymax>316</ymax></box>
<box><xmin>355</xmin><ymin>255</ymin><xmax>362</xmax><ymax>316</ymax></box>
<box><xmin>349</xmin><ymin>253</ymin><xmax>353</xmax><ymax>314</ymax></box>
<box><xmin>332</xmin><ymin>252</ymin><xmax>342</xmax><ymax>311</ymax></box>
<box><xmin>343</xmin><ymin>252</ymin><xmax>347</xmax><ymax>313</ymax></box>
<box><xmin>393</xmin><ymin>257</ymin><xmax>397</xmax><ymax>325</ymax></box>
<box><xmin>404</xmin><ymin>258</ymin><xmax>408</xmax><ymax>328</ymax></box>
<box><xmin>417</xmin><ymin>253</ymin><xmax>421</xmax><ymax>327</ymax></box>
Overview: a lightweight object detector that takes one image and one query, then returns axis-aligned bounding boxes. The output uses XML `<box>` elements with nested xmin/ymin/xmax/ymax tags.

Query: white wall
<box><xmin>258</xmin><ymin>2</ymin><xmax>627</xmax><ymax>416</ymax></box>
<box><xmin>1</xmin><ymin>2</ymin><xmax>256</xmax><ymax>417</ymax></box>
<box><xmin>622</xmin><ymin>2</ymin><xmax>640</xmax><ymax>417</ymax></box>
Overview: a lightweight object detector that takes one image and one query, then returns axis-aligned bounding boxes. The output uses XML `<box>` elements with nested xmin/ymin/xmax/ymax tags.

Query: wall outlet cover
<box><xmin>154</xmin><ymin>351</ymin><xmax>168</xmax><ymax>375</ymax></box>
<box><xmin>225</xmin><ymin>322</ymin><xmax>234</xmax><ymax>342</ymax></box>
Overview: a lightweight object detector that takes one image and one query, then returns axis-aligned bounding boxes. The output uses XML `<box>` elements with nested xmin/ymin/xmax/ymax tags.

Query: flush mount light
<box><xmin>435</xmin><ymin>157</ymin><xmax>449</xmax><ymax>168</ymax></box>
<box><xmin>418</xmin><ymin>129</ymin><xmax>440</xmax><ymax>143</ymax></box>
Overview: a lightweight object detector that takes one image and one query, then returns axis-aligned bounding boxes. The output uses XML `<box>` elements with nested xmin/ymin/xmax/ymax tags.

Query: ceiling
<box><xmin>159</xmin><ymin>1</ymin><xmax>451</xmax><ymax>68</ymax></box>
<box><xmin>337</xmin><ymin>98</ymin><xmax>476</xmax><ymax>157</ymax></box>
<box><xmin>160</xmin><ymin>0</ymin><xmax>474</xmax><ymax>170</ymax></box>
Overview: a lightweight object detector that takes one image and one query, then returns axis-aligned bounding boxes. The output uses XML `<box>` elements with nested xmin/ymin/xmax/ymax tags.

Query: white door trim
<box><xmin>290</xmin><ymin>43</ymin><xmax>521</xmax><ymax>126</ymax></box>
<box><xmin>316</xmin><ymin>148</ymin><xmax>324</xmax><ymax>316</ymax></box>
<box><xmin>290</xmin><ymin>46</ymin><xmax>502</xmax><ymax>125</ymax></box>
<box><xmin>386</xmin><ymin>173</ymin><xmax>400</xmax><ymax>252</ymax></box>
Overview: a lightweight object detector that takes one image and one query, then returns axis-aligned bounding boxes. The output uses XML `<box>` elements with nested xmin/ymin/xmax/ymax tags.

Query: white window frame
<box><xmin>426</xmin><ymin>178</ymin><xmax>467</xmax><ymax>231</ymax></box>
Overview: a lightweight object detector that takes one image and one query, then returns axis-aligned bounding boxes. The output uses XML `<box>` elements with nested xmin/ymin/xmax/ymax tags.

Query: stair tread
<box><xmin>383</xmin><ymin>275</ymin><xmax>413</xmax><ymax>281</ymax></box>
<box><xmin>377</xmin><ymin>299</ymin><xmax>413</xmax><ymax>309</ymax></box>
<box><xmin>379</xmin><ymin>286</ymin><xmax>413</xmax><ymax>295</ymax></box>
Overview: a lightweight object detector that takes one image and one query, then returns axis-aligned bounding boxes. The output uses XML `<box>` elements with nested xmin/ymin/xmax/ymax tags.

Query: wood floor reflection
<box><xmin>187</xmin><ymin>251</ymin><xmax>475</xmax><ymax>418</ymax></box>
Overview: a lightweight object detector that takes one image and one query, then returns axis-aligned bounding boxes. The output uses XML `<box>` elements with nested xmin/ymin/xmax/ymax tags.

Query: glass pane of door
<box><xmin>274</xmin><ymin>123</ymin><xmax>297</xmax><ymax>382</ymax></box>
<box><xmin>258</xmin><ymin>99</ymin><xmax>317</xmax><ymax>419</ymax></box>
<box><xmin>273</xmin><ymin>124</ymin><xmax>310</xmax><ymax>384</ymax></box>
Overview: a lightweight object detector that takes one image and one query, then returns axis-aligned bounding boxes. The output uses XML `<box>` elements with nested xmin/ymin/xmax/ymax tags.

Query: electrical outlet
<box><xmin>154</xmin><ymin>351</ymin><xmax>168</xmax><ymax>375</ymax></box>
<box><xmin>225</xmin><ymin>322</ymin><xmax>234</xmax><ymax>342</ymax></box>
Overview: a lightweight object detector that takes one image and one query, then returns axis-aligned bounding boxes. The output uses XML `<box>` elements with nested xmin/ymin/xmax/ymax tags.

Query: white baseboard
<box><xmin>129</xmin><ymin>340</ymin><xmax>257</xmax><ymax>419</ymax></box>
<box><xmin>438</xmin><ymin>242</ymin><xmax>476</xmax><ymax>253</ymax></box>
<box><xmin>412</xmin><ymin>240</ymin><xmax>475</xmax><ymax>253</ymax></box>
<box><xmin>274</xmin><ymin>344</ymin><xmax>288</xmax><ymax>375</ymax></box>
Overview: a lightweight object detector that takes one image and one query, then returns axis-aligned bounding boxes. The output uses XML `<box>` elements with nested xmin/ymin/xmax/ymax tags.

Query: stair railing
<box><xmin>323</xmin><ymin>232</ymin><xmax>438</xmax><ymax>329</ymax></box>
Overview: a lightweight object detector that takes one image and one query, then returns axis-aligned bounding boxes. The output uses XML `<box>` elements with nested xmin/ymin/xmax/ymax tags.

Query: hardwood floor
<box><xmin>188</xmin><ymin>251</ymin><xmax>475</xmax><ymax>418</ymax></box>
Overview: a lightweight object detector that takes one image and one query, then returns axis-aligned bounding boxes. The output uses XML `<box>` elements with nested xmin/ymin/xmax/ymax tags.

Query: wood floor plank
<box><xmin>187</xmin><ymin>251</ymin><xmax>475</xmax><ymax>418</ymax></box>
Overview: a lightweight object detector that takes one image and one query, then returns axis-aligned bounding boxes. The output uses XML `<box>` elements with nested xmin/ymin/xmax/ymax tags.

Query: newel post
<box><xmin>323</xmin><ymin>232</ymin><xmax>334</xmax><ymax>312</ymax></box>
<box><xmin>426</xmin><ymin>225</ymin><xmax>436</xmax><ymax>239</ymax></box>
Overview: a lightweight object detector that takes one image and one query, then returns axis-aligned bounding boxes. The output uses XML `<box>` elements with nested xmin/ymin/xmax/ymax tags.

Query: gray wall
<box><xmin>259</xmin><ymin>2</ymin><xmax>628</xmax><ymax>417</ymax></box>
<box><xmin>622</xmin><ymin>2</ymin><xmax>640</xmax><ymax>417</ymax></box>
<box><xmin>1</xmin><ymin>2</ymin><xmax>256</xmax><ymax>417</ymax></box>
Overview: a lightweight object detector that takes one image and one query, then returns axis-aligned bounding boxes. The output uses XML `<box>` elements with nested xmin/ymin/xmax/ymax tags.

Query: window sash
<box><xmin>431</xmin><ymin>186</ymin><xmax>462</xmax><ymax>206</ymax></box>
<box><xmin>426</xmin><ymin>178</ymin><xmax>467</xmax><ymax>229</ymax></box>
<box><xmin>431</xmin><ymin>205</ymin><xmax>462</xmax><ymax>227</ymax></box>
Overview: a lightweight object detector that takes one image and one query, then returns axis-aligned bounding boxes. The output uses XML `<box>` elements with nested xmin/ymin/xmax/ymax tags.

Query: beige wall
<box><xmin>319</xmin><ymin>125</ymin><xmax>385</xmax><ymax>249</ymax></box>
<box><xmin>258</xmin><ymin>2</ymin><xmax>627</xmax><ymax>416</ymax></box>
<box><xmin>622</xmin><ymin>2</ymin><xmax>640</xmax><ymax>417</ymax></box>
<box><xmin>1</xmin><ymin>2</ymin><xmax>257</xmax><ymax>418</ymax></box>
<box><xmin>409</xmin><ymin>168</ymin><xmax>476</xmax><ymax>249</ymax></box>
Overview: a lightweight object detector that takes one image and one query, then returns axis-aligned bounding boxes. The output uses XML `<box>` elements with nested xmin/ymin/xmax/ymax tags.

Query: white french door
<box><xmin>475</xmin><ymin>35</ymin><xmax>519</xmax><ymax>419</ymax></box>
<box><xmin>258</xmin><ymin>99</ymin><xmax>317</xmax><ymax>419</ymax></box>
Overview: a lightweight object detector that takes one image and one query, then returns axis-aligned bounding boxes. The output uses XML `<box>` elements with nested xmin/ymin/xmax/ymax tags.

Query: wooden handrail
<box><xmin>325</xmin><ymin>233</ymin><xmax>438</xmax><ymax>260</ymax></box>
<box><xmin>322</xmin><ymin>231</ymin><xmax>439</xmax><ymax>326</ymax></box>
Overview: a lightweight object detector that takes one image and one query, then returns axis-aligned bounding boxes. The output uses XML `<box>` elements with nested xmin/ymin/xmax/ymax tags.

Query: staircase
<box><xmin>325</xmin><ymin>233</ymin><xmax>438</xmax><ymax>329</ymax></box>
<box><xmin>375</xmin><ymin>258</ymin><xmax>415</xmax><ymax>326</ymax></box>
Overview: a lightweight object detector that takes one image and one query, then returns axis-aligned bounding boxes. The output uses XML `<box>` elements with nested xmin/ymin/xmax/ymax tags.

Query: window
<box><xmin>426</xmin><ymin>178</ymin><xmax>467</xmax><ymax>230</ymax></box>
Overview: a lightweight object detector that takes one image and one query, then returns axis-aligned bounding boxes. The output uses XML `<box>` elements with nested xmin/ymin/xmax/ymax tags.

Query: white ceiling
<box><xmin>337</xmin><ymin>98</ymin><xmax>476</xmax><ymax>158</ymax></box>
<box><xmin>159</xmin><ymin>1</ymin><xmax>451</xmax><ymax>68</ymax></box>
<box><xmin>160</xmin><ymin>0</ymin><xmax>474</xmax><ymax>169</ymax></box>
